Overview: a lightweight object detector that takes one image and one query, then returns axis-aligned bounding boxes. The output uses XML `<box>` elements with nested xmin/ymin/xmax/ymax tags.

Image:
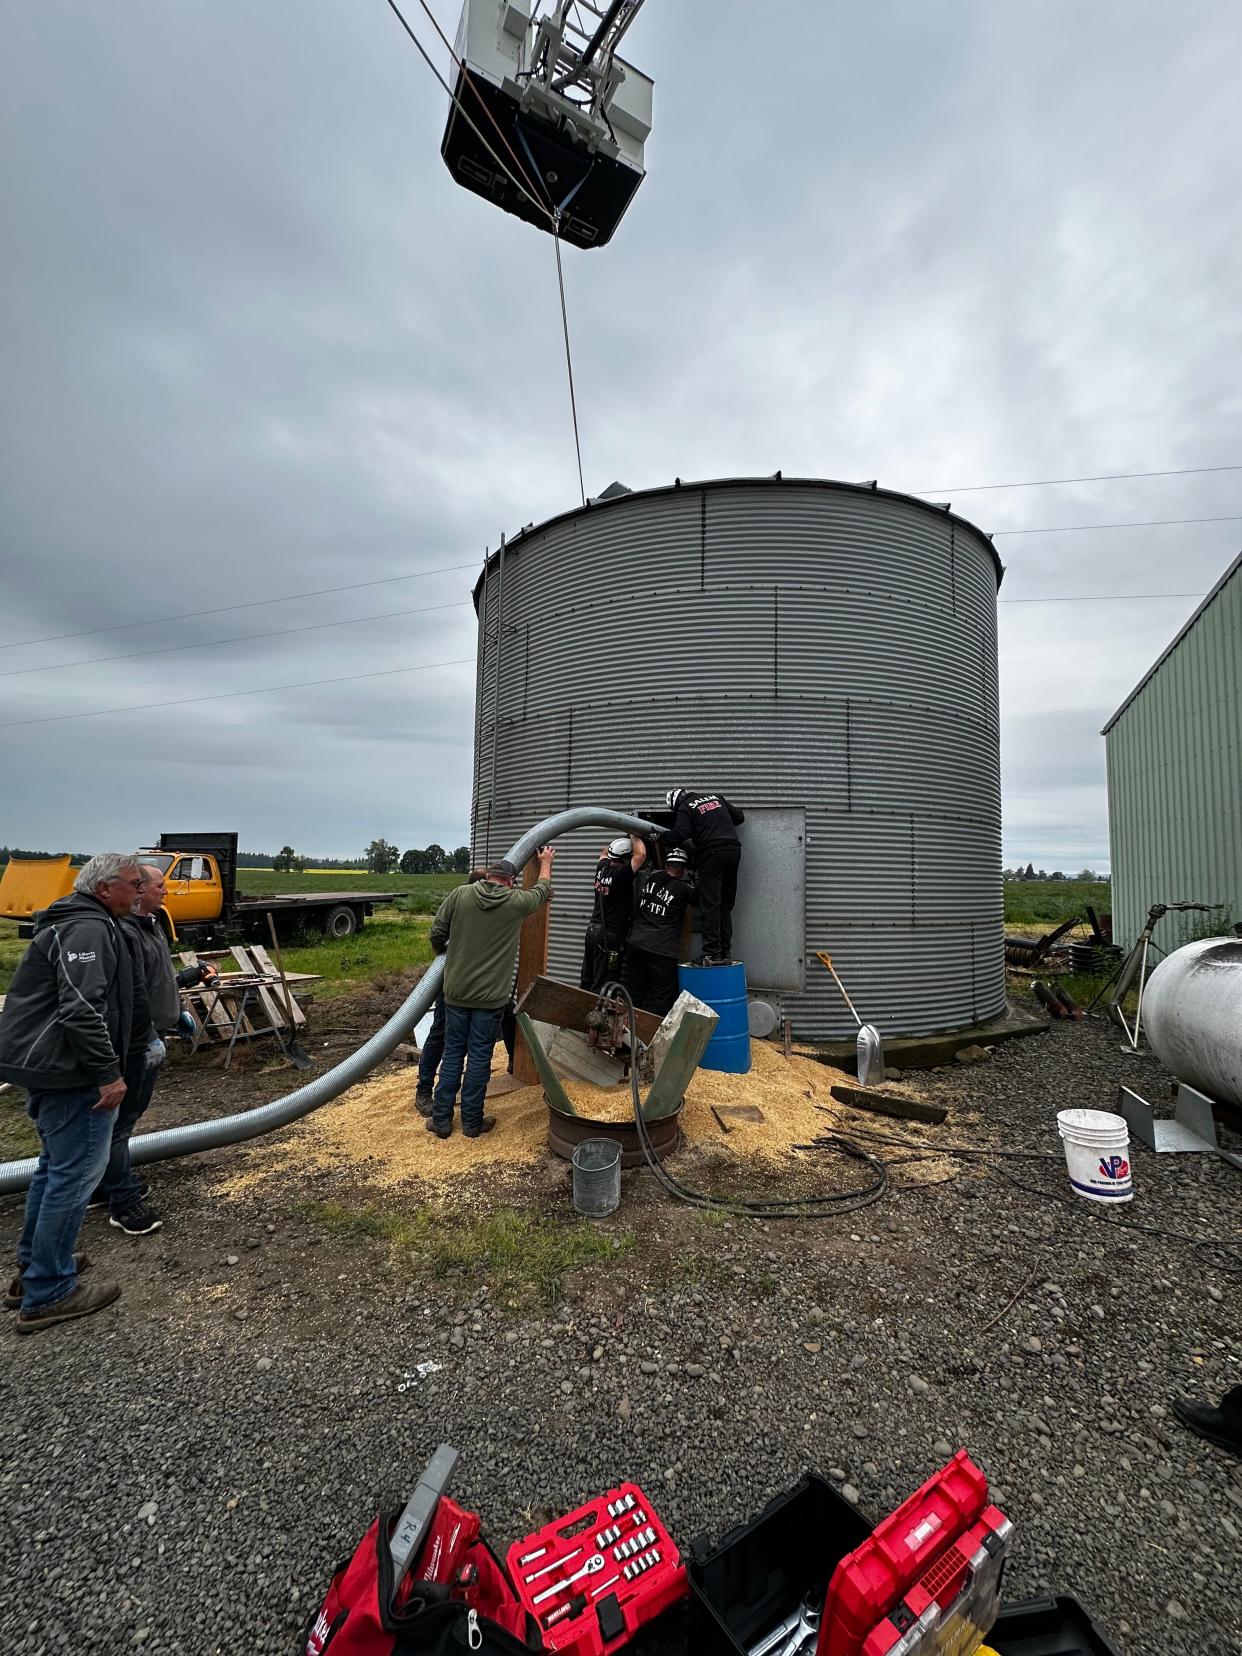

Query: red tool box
<box><xmin>820</xmin><ymin>1452</ymin><xmax>1010</xmax><ymax>1656</ymax></box>
<box><xmin>507</xmin><ymin>1481</ymin><xmax>687</xmax><ymax>1656</ymax></box>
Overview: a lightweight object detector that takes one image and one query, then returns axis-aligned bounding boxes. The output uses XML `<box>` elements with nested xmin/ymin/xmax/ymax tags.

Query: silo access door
<box><xmin>729</xmin><ymin>808</ymin><xmax>806</xmax><ymax>992</ymax></box>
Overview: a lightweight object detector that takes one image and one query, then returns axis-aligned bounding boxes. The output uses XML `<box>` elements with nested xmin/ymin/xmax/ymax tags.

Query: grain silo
<box><xmin>470</xmin><ymin>476</ymin><xmax>1005</xmax><ymax>1042</ymax></box>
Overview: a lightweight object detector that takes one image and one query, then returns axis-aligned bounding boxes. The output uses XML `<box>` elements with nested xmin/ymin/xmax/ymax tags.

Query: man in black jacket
<box><xmin>93</xmin><ymin>862</ymin><xmax>217</xmax><ymax>1235</ymax></box>
<box><xmin>580</xmin><ymin>836</ymin><xmax>646</xmax><ymax>993</ymax></box>
<box><xmin>665</xmin><ymin>789</ymin><xmax>745</xmax><ymax>963</ymax></box>
<box><xmin>0</xmin><ymin>853</ymin><xmax>144</xmax><ymax>1333</ymax></box>
<box><xmin>626</xmin><ymin>846</ymin><xmax>694</xmax><ymax>1015</ymax></box>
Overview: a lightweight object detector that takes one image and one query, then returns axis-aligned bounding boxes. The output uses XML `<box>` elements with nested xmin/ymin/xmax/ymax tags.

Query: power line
<box><xmin>408</xmin><ymin>0</ymin><xmax>551</xmax><ymax>215</ymax></box>
<box><xmin>993</xmin><ymin>514</ymin><xmax>1242</xmax><ymax>535</ymax></box>
<box><xmin>998</xmin><ymin>591</ymin><xmax>1205</xmax><ymax>605</ymax></box>
<box><xmin>0</xmin><ymin>599</ymin><xmax>472</xmax><ymax>679</ymax></box>
<box><xmin>384</xmin><ymin>0</ymin><xmax>551</xmax><ymax>221</ymax></box>
<box><xmin>913</xmin><ymin>462</ymin><xmax>1242</xmax><ymax>494</ymax></box>
<box><xmin>0</xmin><ymin>657</ymin><xmax>476</xmax><ymax>730</ymax></box>
<box><xmin>0</xmin><ymin>561</ymin><xmax>479</xmax><ymax>652</ymax></box>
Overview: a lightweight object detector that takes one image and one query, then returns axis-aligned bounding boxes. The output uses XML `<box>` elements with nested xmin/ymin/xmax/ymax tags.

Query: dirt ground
<box><xmin>3</xmin><ymin>984</ymin><xmax>1240</xmax><ymax>1656</ymax></box>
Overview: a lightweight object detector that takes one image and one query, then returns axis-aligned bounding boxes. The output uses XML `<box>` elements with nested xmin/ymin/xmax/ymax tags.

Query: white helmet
<box><xmin>666</xmin><ymin>788</ymin><xmax>685</xmax><ymax>809</ymax></box>
<box><xmin>608</xmin><ymin>836</ymin><xmax>633</xmax><ymax>858</ymax></box>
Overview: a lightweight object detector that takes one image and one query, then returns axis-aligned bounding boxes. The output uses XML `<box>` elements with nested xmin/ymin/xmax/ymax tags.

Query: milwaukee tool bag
<box><xmin>301</xmin><ymin>1498</ymin><xmax>532</xmax><ymax>1655</ymax></box>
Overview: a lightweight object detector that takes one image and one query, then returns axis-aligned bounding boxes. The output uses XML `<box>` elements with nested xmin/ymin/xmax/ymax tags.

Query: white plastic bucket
<box><xmin>1056</xmin><ymin>1108</ymin><xmax>1133</xmax><ymax>1203</ymax></box>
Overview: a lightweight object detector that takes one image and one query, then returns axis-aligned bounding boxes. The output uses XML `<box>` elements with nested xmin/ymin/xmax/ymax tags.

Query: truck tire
<box><xmin>323</xmin><ymin>904</ymin><xmax>359</xmax><ymax>939</ymax></box>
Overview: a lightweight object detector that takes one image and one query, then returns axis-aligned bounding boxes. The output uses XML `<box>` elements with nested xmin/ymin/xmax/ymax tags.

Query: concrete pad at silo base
<box><xmin>799</xmin><ymin>997</ymin><xmax>1049</xmax><ymax>1074</ymax></box>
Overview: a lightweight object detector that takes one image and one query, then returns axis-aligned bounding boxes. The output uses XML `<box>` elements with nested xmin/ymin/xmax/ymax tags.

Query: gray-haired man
<box><xmin>91</xmin><ymin>862</ymin><xmax>217</xmax><ymax>1235</ymax></box>
<box><xmin>0</xmin><ymin>853</ymin><xmax>142</xmax><ymax>1332</ymax></box>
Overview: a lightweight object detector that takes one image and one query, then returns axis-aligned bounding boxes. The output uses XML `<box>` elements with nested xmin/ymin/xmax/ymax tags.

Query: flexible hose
<box><xmin>605</xmin><ymin>979</ymin><xmax>889</xmax><ymax>1220</ymax></box>
<box><xmin>0</xmin><ymin>808</ymin><xmax>664</xmax><ymax>1196</ymax></box>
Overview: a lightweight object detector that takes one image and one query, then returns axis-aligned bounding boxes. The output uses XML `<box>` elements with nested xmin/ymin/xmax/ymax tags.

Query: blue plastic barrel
<box><xmin>678</xmin><ymin>961</ymin><xmax>752</xmax><ymax>1074</ymax></box>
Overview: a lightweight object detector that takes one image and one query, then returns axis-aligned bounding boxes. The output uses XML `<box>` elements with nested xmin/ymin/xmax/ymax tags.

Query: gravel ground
<box><xmin>2</xmin><ymin>1017</ymin><xmax>1240</xmax><ymax>1656</ymax></box>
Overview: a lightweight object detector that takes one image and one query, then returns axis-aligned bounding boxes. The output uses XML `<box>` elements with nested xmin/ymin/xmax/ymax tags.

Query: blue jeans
<box><xmin>97</xmin><ymin>1053</ymin><xmax>161</xmax><ymax>1213</ymax></box>
<box><xmin>18</xmin><ymin>1086</ymin><xmax>117</xmax><ymax>1309</ymax></box>
<box><xmin>433</xmin><ymin>1004</ymin><xmax>502</xmax><ymax>1133</ymax></box>
<box><xmin>417</xmin><ymin>995</ymin><xmax>446</xmax><ymax>1095</ymax></box>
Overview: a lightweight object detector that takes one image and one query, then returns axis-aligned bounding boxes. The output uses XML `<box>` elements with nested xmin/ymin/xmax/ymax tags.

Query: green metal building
<box><xmin>1103</xmin><ymin>550</ymin><xmax>1242</xmax><ymax>948</ymax></box>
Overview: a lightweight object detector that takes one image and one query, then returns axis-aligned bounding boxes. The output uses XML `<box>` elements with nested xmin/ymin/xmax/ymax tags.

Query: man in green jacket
<box><xmin>427</xmin><ymin>846</ymin><xmax>555</xmax><ymax>1139</ymax></box>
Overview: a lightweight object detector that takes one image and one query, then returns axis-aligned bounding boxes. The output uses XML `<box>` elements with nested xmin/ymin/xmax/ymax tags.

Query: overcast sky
<box><xmin>2</xmin><ymin>0</ymin><xmax>1239</xmax><ymax>869</ymax></box>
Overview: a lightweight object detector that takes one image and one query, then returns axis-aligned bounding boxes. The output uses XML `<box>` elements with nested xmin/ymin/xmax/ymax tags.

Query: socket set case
<box><xmin>506</xmin><ymin>1482</ymin><xmax>687</xmax><ymax>1656</ymax></box>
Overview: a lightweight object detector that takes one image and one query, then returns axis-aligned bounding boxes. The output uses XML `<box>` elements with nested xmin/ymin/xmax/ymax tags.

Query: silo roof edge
<box><xmin>471</xmin><ymin>474</ymin><xmax>1004</xmax><ymax>608</ymax></box>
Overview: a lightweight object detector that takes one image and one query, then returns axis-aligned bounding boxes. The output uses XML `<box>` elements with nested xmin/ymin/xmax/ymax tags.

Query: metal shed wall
<box><xmin>472</xmin><ymin>477</ymin><xmax>1005</xmax><ymax>1041</ymax></box>
<box><xmin>1104</xmin><ymin>552</ymin><xmax>1242</xmax><ymax>949</ymax></box>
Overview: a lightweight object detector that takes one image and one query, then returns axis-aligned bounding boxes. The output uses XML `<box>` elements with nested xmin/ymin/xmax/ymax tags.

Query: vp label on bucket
<box><xmin>1057</xmin><ymin>1108</ymin><xmax>1134</xmax><ymax>1203</ymax></box>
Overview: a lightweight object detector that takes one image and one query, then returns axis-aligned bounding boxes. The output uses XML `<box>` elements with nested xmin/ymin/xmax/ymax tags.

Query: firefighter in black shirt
<box><xmin>626</xmin><ymin>846</ymin><xmax>694</xmax><ymax>1015</ymax></box>
<box><xmin>665</xmin><ymin>788</ymin><xmax>745</xmax><ymax>962</ymax></box>
<box><xmin>580</xmin><ymin>836</ymin><xmax>646</xmax><ymax>992</ymax></box>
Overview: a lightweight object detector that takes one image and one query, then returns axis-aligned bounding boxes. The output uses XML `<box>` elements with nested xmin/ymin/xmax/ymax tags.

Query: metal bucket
<box><xmin>571</xmin><ymin>1137</ymin><xmax>622</xmax><ymax>1218</ymax></box>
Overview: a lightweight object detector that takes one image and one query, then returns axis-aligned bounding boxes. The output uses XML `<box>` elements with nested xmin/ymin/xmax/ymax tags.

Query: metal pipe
<box><xmin>0</xmin><ymin>808</ymin><xmax>664</xmax><ymax>1196</ymax></box>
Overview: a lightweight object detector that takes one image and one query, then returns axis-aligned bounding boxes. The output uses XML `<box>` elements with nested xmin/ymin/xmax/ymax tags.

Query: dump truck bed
<box><xmin>233</xmin><ymin>892</ymin><xmax>398</xmax><ymax>910</ymax></box>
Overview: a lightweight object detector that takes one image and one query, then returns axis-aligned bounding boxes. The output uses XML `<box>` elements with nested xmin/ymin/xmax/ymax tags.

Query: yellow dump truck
<box><xmin>0</xmin><ymin>832</ymin><xmax>397</xmax><ymax>944</ymax></box>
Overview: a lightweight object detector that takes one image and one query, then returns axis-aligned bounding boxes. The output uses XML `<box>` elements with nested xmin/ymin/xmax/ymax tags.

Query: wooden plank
<box><xmin>248</xmin><ymin>943</ymin><xmax>307</xmax><ymax>1026</ymax></box>
<box><xmin>514</xmin><ymin>1011</ymin><xmax>578</xmax><ymax>1116</ymax></box>
<box><xmin>515</xmin><ymin>975</ymin><xmax>663</xmax><ymax>1047</ymax></box>
<box><xmin>712</xmin><ymin>1104</ymin><xmax>764</xmax><ymax>1133</ymax></box>
<box><xmin>512</xmin><ymin>858</ymin><xmax>551</xmax><ymax>1086</ymax></box>
<box><xmin>829</xmin><ymin>1083</ymin><xmax>949</xmax><ymax>1126</ymax></box>
<box><xmin>180</xmin><ymin>952</ymin><xmax>231</xmax><ymax>1032</ymax></box>
<box><xmin>644</xmin><ymin>997</ymin><xmax>718</xmax><ymax>1122</ymax></box>
<box><xmin>229</xmin><ymin>944</ymin><xmax>287</xmax><ymax>1031</ymax></box>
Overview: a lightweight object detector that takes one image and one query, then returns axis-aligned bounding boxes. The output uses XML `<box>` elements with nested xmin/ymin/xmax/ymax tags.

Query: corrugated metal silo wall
<box><xmin>472</xmin><ymin>481</ymin><xmax>1004</xmax><ymax>1040</ymax></box>
<box><xmin>1105</xmin><ymin>563</ymin><xmax>1242</xmax><ymax>948</ymax></box>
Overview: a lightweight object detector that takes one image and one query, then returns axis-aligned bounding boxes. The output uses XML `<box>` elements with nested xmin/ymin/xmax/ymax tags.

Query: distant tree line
<box><xmin>0</xmin><ymin>846</ymin><xmax>90</xmax><ymax>866</ymax></box>
<box><xmin>238</xmin><ymin>849</ymin><xmax>368</xmax><ymax>869</ymax></box>
<box><xmin>1003</xmin><ymin>863</ymin><xmax>1109</xmax><ymax>882</ymax></box>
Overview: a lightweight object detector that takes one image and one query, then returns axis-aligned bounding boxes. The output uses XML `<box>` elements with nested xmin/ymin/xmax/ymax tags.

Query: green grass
<box><xmin>238</xmin><ymin>869</ymin><xmax>464</xmax><ymax>914</ymax></box>
<box><xmin>278</xmin><ymin>907</ymin><xmax>434</xmax><ymax>997</ymax></box>
<box><xmin>303</xmin><ymin>1199</ymin><xmax>634</xmax><ymax>1308</ymax></box>
<box><xmin>1004</xmin><ymin>879</ymin><xmax>1111</xmax><ymax>928</ymax></box>
<box><xmin>1</xmin><ymin>918</ymin><xmax>24</xmax><ymax>997</ymax></box>
<box><xmin>0</xmin><ymin>1093</ymin><xmax>39</xmax><ymax>1159</ymax></box>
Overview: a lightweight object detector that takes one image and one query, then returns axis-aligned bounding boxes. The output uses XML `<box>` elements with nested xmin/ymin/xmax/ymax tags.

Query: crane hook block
<box><xmin>440</xmin><ymin>0</ymin><xmax>653</xmax><ymax>249</ymax></box>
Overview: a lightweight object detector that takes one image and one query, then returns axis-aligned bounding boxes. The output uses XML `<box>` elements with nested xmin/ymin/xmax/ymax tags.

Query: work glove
<box><xmin>145</xmin><ymin>1036</ymin><xmax>167</xmax><ymax>1070</ymax></box>
<box><xmin>175</xmin><ymin>1010</ymin><xmax>198</xmax><ymax>1041</ymax></box>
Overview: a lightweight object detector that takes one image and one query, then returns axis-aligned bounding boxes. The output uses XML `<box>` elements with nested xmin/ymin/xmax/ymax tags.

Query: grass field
<box><xmin>1003</xmin><ymin>879</ymin><xmax>1111</xmax><ymax>927</ymax></box>
<box><xmin>277</xmin><ymin>907</ymin><xmax>433</xmax><ymax>996</ymax></box>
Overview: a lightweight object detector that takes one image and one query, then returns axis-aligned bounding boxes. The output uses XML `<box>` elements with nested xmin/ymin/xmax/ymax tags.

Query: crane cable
<box><xmin>554</xmin><ymin>225</ymin><xmax>587</xmax><ymax>506</ymax></box>
<box><xmin>386</xmin><ymin>0</ymin><xmax>590</xmax><ymax>505</ymax></box>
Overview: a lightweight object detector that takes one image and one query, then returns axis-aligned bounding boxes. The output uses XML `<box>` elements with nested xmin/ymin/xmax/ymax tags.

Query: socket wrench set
<box><xmin>506</xmin><ymin>1482</ymin><xmax>687</xmax><ymax>1656</ymax></box>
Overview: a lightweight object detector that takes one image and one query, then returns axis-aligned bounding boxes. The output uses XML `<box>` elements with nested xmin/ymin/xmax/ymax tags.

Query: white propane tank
<box><xmin>1142</xmin><ymin>936</ymin><xmax>1242</xmax><ymax>1107</ymax></box>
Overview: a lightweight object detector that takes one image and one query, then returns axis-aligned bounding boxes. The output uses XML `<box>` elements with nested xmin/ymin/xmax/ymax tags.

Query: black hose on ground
<box><xmin>604</xmin><ymin>980</ymin><xmax>890</xmax><ymax>1221</ymax></box>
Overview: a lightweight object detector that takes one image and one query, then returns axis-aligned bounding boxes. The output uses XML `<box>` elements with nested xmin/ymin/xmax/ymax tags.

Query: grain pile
<box><xmin>214</xmin><ymin>1033</ymin><xmax>957</xmax><ymax>1200</ymax></box>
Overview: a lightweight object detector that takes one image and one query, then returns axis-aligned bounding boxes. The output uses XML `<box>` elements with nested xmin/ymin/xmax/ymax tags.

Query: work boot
<box><xmin>5</xmin><ymin>1252</ymin><xmax>92</xmax><ymax>1311</ymax></box>
<box><xmin>414</xmin><ymin>1089</ymin><xmax>434</xmax><ymax>1118</ymax></box>
<box><xmin>14</xmin><ymin>1279</ymin><xmax>121</xmax><ymax>1334</ymax></box>
<box><xmin>425</xmin><ymin>1119</ymin><xmax>452</xmax><ymax>1140</ymax></box>
<box><xmin>1172</xmin><ymin>1397</ymin><xmax>1242</xmax><ymax>1459</ymax></box>
<box><xmin>462</xmin><ymin>1118</ymin><xmax>497</xmax><ymax>1139</ymax></box>
<box><xmin>109</xmin><ymin>1199</ymin><xmax>163</xmax><ymax>1237</ymax></box>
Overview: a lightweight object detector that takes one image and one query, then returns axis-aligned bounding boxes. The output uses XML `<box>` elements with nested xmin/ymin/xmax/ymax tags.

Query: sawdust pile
<box><xmin>213</xmin><ymin>1035</ymin><xmax>957</xmax><ymax>1199</ymax></box>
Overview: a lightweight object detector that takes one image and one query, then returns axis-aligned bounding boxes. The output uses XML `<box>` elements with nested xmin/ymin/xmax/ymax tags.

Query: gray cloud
<box><xmin>3</xmin><ymin>0</ymin><xmax>1240</xmax><ymax>864</ymax></box>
